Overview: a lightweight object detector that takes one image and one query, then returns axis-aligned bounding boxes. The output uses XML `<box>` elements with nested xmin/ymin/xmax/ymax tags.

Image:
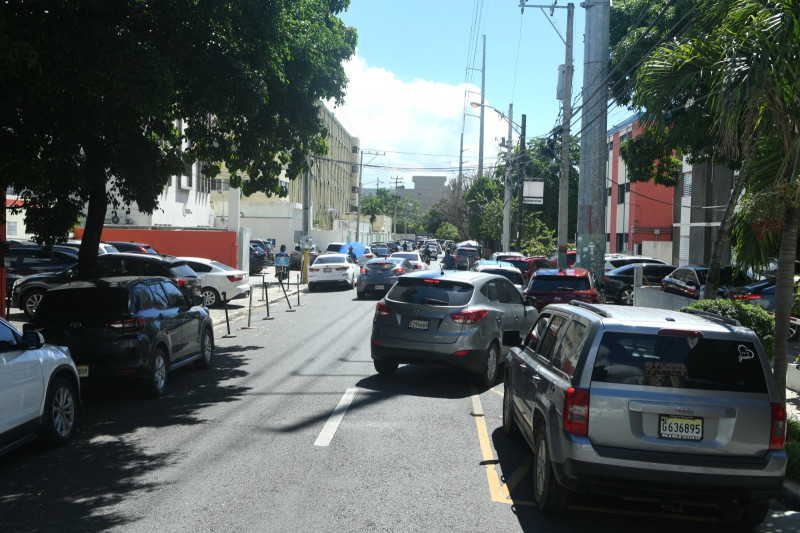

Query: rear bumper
<box><xmin>370</xmin><ymin>342</ymin><xmax>486</xmax><ymax>374</ymax></box>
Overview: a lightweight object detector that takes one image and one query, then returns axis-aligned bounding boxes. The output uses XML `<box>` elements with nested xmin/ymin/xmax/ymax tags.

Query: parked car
<box><xmin>661</xmin><ymin>265</ymin><xmax>753</xmax><ymax>299</ymax></box>
<box><xmin>356</xmin><ymin>257</ymin><xmax>413</xmax><ymax>299</ymax></box>
<box><xmin>372</xmin><ymin>241</ymin><xmax>399</xmax><ymax>254</ymax></box>
<box><xmin>490</xmin><ymin>251</ymin><xmax>525</xmax><ymax>262</ymax></box>
<box><xmin>726</xmin><ymin>276</ymin><xmax>800</xmax><ymax>340</ymax></box>
<box><xmin>370</xmin><ymin>270</ymin><xmax>538</xmax><ymax>387</ymax></box>
<box><xmin>27</xmin><ymin>277</ymin><xmax>214</xmax><ymax>397</ymax></box>
<box><xmin>6</xmin><ymin>243</ymin><xmax>80</xmax><ymax>299</ymax></box>
<box><xmin>370</xmin><ymin>246</ymin><xmax>390</xmax><ymax>259</ymax></box>
<box><xmin>604</xmin><ymin>254</ymin><xmax>667</xmax><ymax>272</ymax></box>
<box><xmin>12</xmin><ymin>252</ymin><xmax>202</xmax><ymax>318</ymax></box>
<box><xmin>289</xmin><ymin>244</ymin><xmax>322</xmax><ymax>269</ymax></box>
<box><xmin>548</xmin><ymin>250</ymin><xmax>577</xmax><ymax>267</ymax></box>
<box><xmin>523</xmin><ymin>267</ymin><xmax>604</xmax><ymax>311</ymax></box>
<box><xmin>390</xmin><ymin>251</ymin><xmax>427</xmax><ymax>271</ymax></box>
<box><xmin>325</xmin><ymin>242</ymin><xmax>348</xmax><ymax>254</ymax></box>
<box><xmin>604</xmin><ymin>263</ymin><xmax>677</xmax><ymax>305</ymax></box>
<box><xmin>59</xmin><ymin>240</ymin><xmax>120</xmax><ymax>255</ymax></box>
<box><xmin>249</xmin><ymin>245</ymin><xmax>268</xmax><ymax>274</ymax></box>
<box><xmin>250</xmin><ymin>239</ymin><xmax>274</xmax><ymax>262</ymax></box>
<box><xmin>472</xmin><ymin>262</ymin><xmax>526</xmax><ymax>293</ymax></box>
<box><xmin>524</xmin><ymin>257</ymin><xmax>555</xmax><ymax>280</ymax></box>
<box><xmin>0</xmin><ymin>318</ymin><xmax>80</xmax><ymax>455</ymax></box>
<box><xmin>106</xmin><ymin>241</ymin><xmax>159</xmax><ymax>255</ymax></box>
<box><xmin>177</xmin><ymin>257</ymin><xmax>250</xmax><ymax>307</ymax></box>
<box><xmin>502</xmin><ymin>302</ymin><xmax>786</xmax><ymax>526</ymax></box>
<box><xmin>308</xmin><ymin>253</ymin><xmax>360</xmax><ymax>291</ymax></box>
<box><xmin>454</xmin><ymin>247</ymin><xmax>481</xmax><ymax>270</ymax></box>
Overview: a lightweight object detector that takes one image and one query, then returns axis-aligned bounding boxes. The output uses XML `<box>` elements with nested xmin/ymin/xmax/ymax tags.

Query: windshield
<box><xmin>528</xmin><ymin>276</ymin><xmax>589</xmax><ymax>291</ymax></box>
<box><xmin>314</xmin><ymin>255</ymin><xmax>346</xmax><ymax>264</ymax></box>
<box><xmin>37</xmin><ymin>288</ymin><xmax>130</xmax><ymax>318</ymax></box>
<box><xmin>387</xmin><ymin>277</ymin><xmax>474</xmax><ymax>306</ymax></box>
<box><xmin>483</xmin><ymin>269</ymin><xmax>524</xmax><ymax>285</ymax></box>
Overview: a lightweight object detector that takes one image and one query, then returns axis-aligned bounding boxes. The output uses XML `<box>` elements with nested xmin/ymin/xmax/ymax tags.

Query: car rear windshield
<box><xmin>456</xmin><ymin>249</ymin><xmax>479</xmax><ymax>258</ymax></box>
<box><xmin>483</xmin><ymin>269</ymin><xmax>524</xmax><ymax>285</ymax></box>
<box><xmin>366</xmin><ymin>260</ymin><xmax>401</xmax><ymax>270</ymax></box>
<box><xmin>529</xmin><ymin>276</ymin><xmax>589</xmax><ymax>291</ymax></box>
<box><xmin>36</xmin><ymin>288</ymin><xmax>130</xmax><ymax>318</ymax></box>
<box><xmin>387</xmin><ymin>278</ymin><xmax>475</xmax><ymax>306</ymax></box>
<box><xmin>326</xmin><ymin>244</ymin><xmax>344</xmax><ymax>253</ymax></box>
<box><xmin>392</xmin><ymin>253</ymin><xmax>418</xmax><ymax>260</ymax></box>
<box><xmin>591</xmin><ymin>332</ymin><xmax>767</xmax><ymax>393</ymax></box>
<box><xmin>314</xmin><ymin>255</ymin><xmax>346</xmax><ymax>264</ymax></box>
<box><xmin>168</xmin><ymin>263</ymin><xmax>198</xmax><ymax>278</ymax></box>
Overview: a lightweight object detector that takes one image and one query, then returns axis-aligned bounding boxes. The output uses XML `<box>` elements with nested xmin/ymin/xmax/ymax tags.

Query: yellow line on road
<box><xmin>488</xmin><ymin>386</ymin><xmax>504</xmax><ymax>398</ymax></box>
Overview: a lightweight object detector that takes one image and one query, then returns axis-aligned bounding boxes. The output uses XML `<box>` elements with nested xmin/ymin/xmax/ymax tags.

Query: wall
<box><xmin>640</xmin><ymin>241</ymin><xmax>673</xmax><ymax>265</ymax></box>
<box><xmin>74</xmin><ymin>228</ymin><xmax>239</xmax><ymax>269</ymax></box>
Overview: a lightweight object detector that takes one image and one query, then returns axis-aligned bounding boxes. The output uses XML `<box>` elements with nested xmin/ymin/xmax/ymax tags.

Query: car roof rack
<box><xmin>681</xmin><ymin>308</ymin><xmax>741</xmax><ymax>327</ymax></box>
<box><xmin>568</xmin><ymin>300</ymin><xmax>610</xmax><ymax>318</ymax></box>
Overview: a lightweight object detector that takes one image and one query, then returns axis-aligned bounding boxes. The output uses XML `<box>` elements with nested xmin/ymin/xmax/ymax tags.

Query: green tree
<box><xmin>633</xmin><ymin>0</ymin><xmax>800</xmax><ymax>401</ymax></box>
<box><xmin>464</xmin><ymin>176</ymin><xmax>501</xmax><ymax>241</ymax></box>
<box><xmin>0</xmin><ymin>1</ymin><xmax>356</xmax><ymax>275</ymax></box>
<box><xmin>435</xmin><ymin>222</ymin><xmax>460</xmax><ymax>241</ymax></box>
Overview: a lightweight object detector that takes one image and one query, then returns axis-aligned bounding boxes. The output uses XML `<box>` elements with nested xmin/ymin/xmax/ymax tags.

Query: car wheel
<box><xmin>144</xmin><ymin>348</ymin><xmax>168</xmax><ymax>398</ymax></box>
<box><xmin>39</xmin><ymin>376</ymin><xmax>78</xmax><ymax>447</ymax></box>
<box><xmin>533</xmin><ymin>429</ymin><xmax>571</xmax><ymax>512</ymax></box>
<box><xmin>474</xmin><ymin>342</ymin><xmax>499</xmax><ymax>388</ymax></box>
<box><xmin>357</xmin><ymin>291</ymin><xmax>364</xmax><ymax>300</ymax></box>
<box><xmin>502</xmin><ymin>375</ymin><xmax>519</xmax><ymax>438</ymax></box>
<box><xmin>22</xmin><ymin>289</ymin><xmax>45</xmax><ymax>318</ymax></box>
<box><xmin>201</xmin><ymin>287</ymin><xmax>221</xmax><ymax>307</ymax></box>
<box><xmin>195</xmin><ymin>327</ymin><xmax>214</xmax><ymax>369</ymax></box>
<box><xmin>374</xmin><ymin>358</ymin><xmax>398</xmax><ymax>376</ymax></box>
<box><xmin>308</xmin><ymin>282</ymin><xmax>316</xmax><ymax>292</ymax></box>
<box><xmin>618</xmin><ymin>286</ymin><xmax>634</xmax><ymax>306</ymax></box>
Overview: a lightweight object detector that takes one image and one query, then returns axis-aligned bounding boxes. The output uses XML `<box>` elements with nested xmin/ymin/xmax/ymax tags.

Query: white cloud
<box><xmin>324</xmin><ymin>54</ymin><xmax>511</xmax><ymax>189</ymax></box>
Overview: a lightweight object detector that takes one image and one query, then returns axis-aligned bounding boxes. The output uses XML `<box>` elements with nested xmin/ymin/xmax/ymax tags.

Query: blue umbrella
<box><xmin>338</xmin><ymin>241</ymin><xmax>367</xmax><ymax>258</ymax></box>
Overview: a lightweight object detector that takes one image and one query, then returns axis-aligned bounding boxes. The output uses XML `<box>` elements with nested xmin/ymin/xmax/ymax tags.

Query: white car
<box><xmin>178</xmin><ymin>257</ymin><xmax>251</xmax><ymax>307</ymax></box>
<box><xmin>1</xmin><ymin>318</ymin><xmax>79</xmax><ymax>455</ymax></box>
<box><xmin>391</xmin><ymin>251</ymin><xmax>428</xmax><ymax>271</ymax></box>
<box><xmin>308</xmin><ymin>253</ymin><xmax>360</xmax><ymax>290</ymax></box>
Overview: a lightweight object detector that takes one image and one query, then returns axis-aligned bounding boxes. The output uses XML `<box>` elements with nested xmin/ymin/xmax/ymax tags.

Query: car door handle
<box><xmin>496</xmin><ymin>317</ymin><xmax>501</xmax><ymax>322</ymax></box>
<box><xmin>531</xmin><ymin>374</ymin><xmax>541</xmax><ymax>383</ymax></box>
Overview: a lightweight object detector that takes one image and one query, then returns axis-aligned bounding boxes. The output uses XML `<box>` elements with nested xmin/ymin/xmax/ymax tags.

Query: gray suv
<box><xmin>501</xmin><ymin>302</ymin><xmax>787</xmax><ymax>526</ymax></box>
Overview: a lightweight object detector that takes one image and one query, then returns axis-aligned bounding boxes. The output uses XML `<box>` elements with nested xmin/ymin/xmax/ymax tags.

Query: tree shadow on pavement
<box><xmin>0</xmin><ymin>343</ymin><xmax>253</xmax><ymax>532</ymax></box>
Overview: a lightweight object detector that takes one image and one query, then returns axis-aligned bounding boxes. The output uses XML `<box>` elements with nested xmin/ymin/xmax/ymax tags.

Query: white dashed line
<box><xmin>314</xmin><ymin>387</ymin><xmax>358</xmax><ymax>447</ymax></box>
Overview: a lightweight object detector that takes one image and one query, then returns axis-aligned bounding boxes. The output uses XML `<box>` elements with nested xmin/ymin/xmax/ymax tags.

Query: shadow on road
<box><xmin>0</xmin><ymin>343</ymin><xmax>253</xmax><ymax>532</ymax></box>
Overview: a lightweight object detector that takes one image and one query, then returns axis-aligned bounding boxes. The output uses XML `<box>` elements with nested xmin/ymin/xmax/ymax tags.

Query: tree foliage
<box><xmin>0</xmin><ymin>0</ymin><xmax>356</xmax><ymax>273</ymax></box>
<box><xmin>435</xmin><ymin>222</ymin><xmax>460</xmax><ymax>241</ymax></box>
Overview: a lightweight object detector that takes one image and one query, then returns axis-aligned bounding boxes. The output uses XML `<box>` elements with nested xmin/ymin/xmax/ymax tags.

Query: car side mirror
<box><xmin>192</xmin><ymin>293</ymin><xmax>204</xmax><ymax>306</ymax></box>
<box><xmin>525</xmin><ymin>296</ymin><xmax>537</xmax><ymax>307</ymax></box>
<box><xmin>502</xmin><ymin>330</ymin><xmax>523</xmax><ymax>347</ymax></box>
<box><xmin>22</xmin><ymin>331</ymin><xmax>44</xmax><ymax>350</ymax></box>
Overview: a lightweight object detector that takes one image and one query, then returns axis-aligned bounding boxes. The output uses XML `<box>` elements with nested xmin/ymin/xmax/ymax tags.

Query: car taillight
<box><xmin>415</xmin><ymin>264</ymin><xmax>422</xmax><ymax>269</ymax></box>
<box><xmin>604</xmin><ymin>276</ymin><xmax>609</xmax><ymax>282</ymax></box>
<box><xmin>732</xmin><ymin>293</ymin><xmax>762</xmax><ymax>300</ymax></box>
<box><xmin>361</xmin><ymin>267</ymin><xmax>367</xmax><ymax>274</ymax></box>
<box><xmin>335</xmin><ymin>266</ymin><xmax>349</xmax><ymax>271</ymax></box>
<box><xmin>309</xmin><ymin>267</ymin><xmax>319</xmax><ymax>272</ymax></box>
<box><xmin>172</xmin><ymin>278</ymin><xmax>189</xmax><ymax>287</ymax></box>
<box><xmin>770</xmin><ymin>402</ymin><xmax>786</xmax><ymax>450</ymax></box>
<box><xmin>375</xmin><ymin>302</ymin><xmax>391</xmax><ymax>316</ymax></box>
<box><xmin>106</xmin><ymin>317</ymin><xmax>146</xmax><ymax>333</ymax></box>
<box><xmin>450</xmin><ymin>310</ymin><xmax>487</xmax><ymax>324</ymax></box>
<box><xmin>226</xmin><ymin>275</ymin><xmax>244</xmax><ymax>282</ymax></box>
<box><xmin>455</xmin><ymin>255</ymin><xmax>461</xmax><ymax>260</ymax></box>
<box><xmin>395</xmin><ymin>267</ymin><xmax>405</xmax><ymax>274</ymax></box>
<box><xmin>138</xmin><ymin>246</ymin><xmax>149</xmax><ymax>254</ymax></box>
<box><xmin>563</xmin><ymin>387</ymin><xmax>589</xmax><ymax>435</ymax></box>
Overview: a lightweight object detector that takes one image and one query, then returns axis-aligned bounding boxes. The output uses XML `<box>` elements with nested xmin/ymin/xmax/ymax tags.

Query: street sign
<box><xmin>523</xmin><ymin>180</ymin><xmax>544</xmax><ymax>205</ymax></box>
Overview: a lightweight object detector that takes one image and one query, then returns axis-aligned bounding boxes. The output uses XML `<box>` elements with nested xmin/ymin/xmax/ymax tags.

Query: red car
<box><xmin>522</xmin><ymin>267</ymin><xmax>603</xmax><ymax>311</ymax></box>
<box><xmin>548</xmin><ymin>250</ymin><xmax>577</xmax><ymax>267</ymax></box>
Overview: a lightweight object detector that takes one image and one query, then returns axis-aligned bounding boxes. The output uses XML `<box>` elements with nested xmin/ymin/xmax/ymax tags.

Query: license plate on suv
<box><xmin>409</xmin><ymin>319</ymin><xmax>429</xmax><ymax>330</ymax></box>
<box><xmin>659</xmin><ymin>415</ymin><xmax>703</xmax><ymax>441</ymax></box>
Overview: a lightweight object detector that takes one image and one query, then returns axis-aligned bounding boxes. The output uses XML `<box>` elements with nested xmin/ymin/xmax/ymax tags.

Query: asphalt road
<box><xmin>1</xmin><ymin>282</ymin><xmax>798</xmax><ymax>532</ymax></box>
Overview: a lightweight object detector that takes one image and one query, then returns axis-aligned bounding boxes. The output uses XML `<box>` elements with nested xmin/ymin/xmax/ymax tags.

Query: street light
<box><xmin>470</xmin><ymin>101</ymin><xmax>516</xmax><ymax>252</ymax></box>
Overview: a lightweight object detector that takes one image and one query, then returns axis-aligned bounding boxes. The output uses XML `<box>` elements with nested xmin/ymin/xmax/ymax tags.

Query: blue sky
<box><xmin>324</xmin><ymin>1</ymin><xmax>631</xmax><ymax>192</ymax></box>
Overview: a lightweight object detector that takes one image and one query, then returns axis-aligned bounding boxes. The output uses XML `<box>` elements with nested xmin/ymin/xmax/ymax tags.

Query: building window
<box><xmin>617</xmin><ymin>183</ymin><xmax>625</xmax><ymax>204</ymax></box>
<box><xmin>616</xmin><ymin>233</ymin><xmax>624</xmax><ymax>251</ymax></box>
<box><xmin>682</xmin><ymin>172</ymin><xmax>693</xmax><ymax>197</ymax></box>
<box><xmin>607</xmin><ymin>187</ymin><xmax>612</xmax><ymax>198</ymax></box>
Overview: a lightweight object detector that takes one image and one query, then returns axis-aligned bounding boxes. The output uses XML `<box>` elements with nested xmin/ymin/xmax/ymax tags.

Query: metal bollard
<box><xmin>221</xmin><ymin>291</ymin><xmax>234</xmax><ymax>337</ymax></box>
<box><xmin>263</xmin><ymin>280</ymin><xmax>274</xmax><ymax>320</ymax></box>
<box><xmin>297</xmin><ymin>274</ymin><xmax>301</xmax><ymax>306</ymax></box>
<box><xmin>261</xmin><ymin>273</ymin><xmax>266</xmax><ymax>301</ymax></box>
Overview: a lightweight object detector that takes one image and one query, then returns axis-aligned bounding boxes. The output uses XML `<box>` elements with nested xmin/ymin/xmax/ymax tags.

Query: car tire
<box><xmin>22</xmin><ymin>289</ymin><xmax>46</xmax><ymax>318</ymax></box>
<box><xmin>144</xmin><ymin>348</ymin><xmax>168</xmax><ymax>398</ymax></box>
<box><xmin>618</xmin><ymin>286</ymin><xmax>634</xmax><ymax>306</ymax></box>
<box><xmin>357</xmin><ymin>291</ymin><xmax>364</xmax><ymax>300</ymax></box>
<box><xmin>502</xmin><ymin>375</ymin><xmax>519</xmax><ymax>438</ymax></box>
<box><xmin>308</xmin><ymin>282</ymin><xmax>316</xmax><ymax>292</ymax></box>
<box><xmin>533</xmin><ymin>429</ymin><xmax>571</xmax><ymax>512</ymax></box>
<box><xmin>474</xmin><ymin>342</ymin><xmax>499</xmax><ymax>388</ymax></box>
<box><xmin>728</xmin><ymin>501</ymin><xmax>769</xmax><ymax>526</ymax></box>
<box><xmin>201</xmin><ymin>287</ymin><xmax>221</xmax><ymax>308</ymax></box>
<box><xmin>195</xmin><ymin>327</ymin><xmax>214</xmax><ymax>369</ymax></box>
<box><xmin>38</xmin><ymin>376</ymin><xmax>78</xmax><ymax>448</ymax></box>
<box><xmin>374</xmin><ymin>358</ymin><xmax>398</xmax><ymax>376</ymax></box>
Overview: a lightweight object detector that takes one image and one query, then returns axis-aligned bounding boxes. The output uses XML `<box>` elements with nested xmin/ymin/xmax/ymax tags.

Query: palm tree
<box><xmin>634</xmin><ymin>0</ymin><xmax>800</xmax><ymax>400</ymax></box>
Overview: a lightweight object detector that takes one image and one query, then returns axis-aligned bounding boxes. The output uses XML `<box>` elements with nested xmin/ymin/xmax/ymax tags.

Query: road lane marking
<box><xmin>489</xmin><ymin>386</ymin><xmax>504</xmax><ymax>398</ymax></box>
<box><xmin>314</xmin><ymin>387</ymin><xmax>358</xmax><ymax>447</ymax></box>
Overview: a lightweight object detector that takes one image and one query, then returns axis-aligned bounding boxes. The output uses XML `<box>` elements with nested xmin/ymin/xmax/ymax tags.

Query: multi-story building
<box><xmin>605</xmin><ymin>115</ymin><xmax>674</xmax><ymax>262</ymax></box>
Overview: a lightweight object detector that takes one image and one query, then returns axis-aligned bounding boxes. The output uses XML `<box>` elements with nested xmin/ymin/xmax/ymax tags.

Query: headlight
<box><xmin>13</xmin><ymin>279</ymin><xmax>23</xmax><ymax>289</ymax></box>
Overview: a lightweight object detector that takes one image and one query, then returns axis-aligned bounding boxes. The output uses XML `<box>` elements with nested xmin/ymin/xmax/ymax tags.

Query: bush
<box><xmin>683</xmin><ymin>299</ymin><xmax>775</xmax><ymax>360</ymax></box>
<box><xmin>787</xmin><ymin>418</ymin><xmax>800</xmax><ymax>481</ymax></box>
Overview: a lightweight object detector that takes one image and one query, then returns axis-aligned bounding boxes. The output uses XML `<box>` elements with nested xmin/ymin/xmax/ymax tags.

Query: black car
<box><xmin>289</xmin><ymin>244</ymin><xmax>322</xmax><ymax>269</ymax></box>
<box><xmin>249</xmin><ymin>245</ymin><xmax>268</xmax><ymax>274</ymax></box>
<box><xmin>6</xmin><ymin>243</ymin><xmax>80</xmax><ymax>297</ymax></box>
<box><xmin>26</xmin><ymin>277</ymin><xmax>214</xmax><ymax>397</ymax></box>
<box><xmin>604</xmin><ymin>263</ymin><xmax>677</xmax><ymax>305</ymax></box>
<box><xmin>106</xmin><ymin>241</ymin><xmax>160</xmax><ymax>255</ymax></box>
<box><xmin>661</xmin><ymin>265</ymin><xmax>753</xmax><ymax>299</ymax></box>
<box><xmin>12</xmin><ymin>252</ymin><xmax>201</xmax><ymax>318</ymax></box>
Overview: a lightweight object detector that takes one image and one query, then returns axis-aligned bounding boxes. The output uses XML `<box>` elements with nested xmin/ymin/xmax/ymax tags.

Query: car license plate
<box><xmin>77</xmin><ymin>365</ymin><xmax>89</xmax><ymax>378</ymax></box>
<box><xmin>659</xmin><ymin>415</ymin><xmax>702</xmax><ymax>441</ymax></box>
<box><xmin>409</xmin><ymin>319</ymin><xmax>429</xmax><ymax>330</ymax></box>
<box><xmin>324</xmin><ymin>268</ymin><xmax>332</xmax><ymax>273</ymax></box>
<box><xmin>374</xmin><ymin>285</ymin><xmax>384</xmax><ymax>290</ymax></box>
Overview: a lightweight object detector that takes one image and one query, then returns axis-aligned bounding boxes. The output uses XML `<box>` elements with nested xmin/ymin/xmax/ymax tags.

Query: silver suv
<box><xmin>501</xmin><ymin>302</ymin><xmax>787</xmax><ymax>526</ymax></box>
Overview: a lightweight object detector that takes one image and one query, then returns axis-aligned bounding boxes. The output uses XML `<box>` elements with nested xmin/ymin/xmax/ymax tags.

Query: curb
<box><xmin>777</xmin><ymin>479</ymin><xmax>800</xmax><ymax>511</ymax></box>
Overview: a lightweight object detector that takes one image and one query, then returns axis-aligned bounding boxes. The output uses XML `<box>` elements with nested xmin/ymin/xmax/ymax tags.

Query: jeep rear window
<box><xmin>36</xmin><ymin>288</ymin><xmax>130</xmax><ymax>317</ymax></box>
<box><xmin>168</xmin><ymin>263</ymin><xmax>198</xmax><ymax>278</ymax></box>
<box><xmin>591</xmin><ymin>332</ymin><xmax>767</xmax><ymax>393</ymax></box>
<box><xmin>387</xmin><ymin>278</ymin><xmax>474</xmax><ymax>306</ymax></box>
<box><xmin>529</xmin><ymin>276</ymin><xmax>589</xmax><ymax>291</ymax></box>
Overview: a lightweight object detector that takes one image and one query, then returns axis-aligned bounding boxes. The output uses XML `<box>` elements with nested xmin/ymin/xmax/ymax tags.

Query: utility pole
<box><xmin>516</xmin><ymin>114</ymin><xmax>526</xmax><ymax>250</ymax></box>
<box><xmin>520</xmin><ymin>1</ymin><xmax>575</xmax><ymax>268</ymax></box>
<box><xmin>501</xmin><ymin>103</ymin><xmax>514</xmax><ymax>252</ymax></box>
<box><xmin>302</xmin><ymin>154</ymin><xmax>313</xmax><ymax>283</ymax></box>
<box><xmin>458</xmin><ymin>132</ymin><xmax>464</xmax><ymax>190</ymax></box>
<box><xmin>478</xmin><ymin>35</ymin><xmax>486</xmax><ymax>178</ymax></box>
<box><xmin>577</xmin><ymin>0</ymin><xmax>610</xmax><ymax>278</ymax></box>
<box><xmin>391</xmin><ymin>176</ymin><xmax>403</xmax><ymax>237</ymax></box>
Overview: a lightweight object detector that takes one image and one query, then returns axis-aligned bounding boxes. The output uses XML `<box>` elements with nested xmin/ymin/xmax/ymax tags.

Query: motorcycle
<box><xmin>275</xmin><ymin>263</ymin><xmax>289</xmax><ymax>283</ymax></box>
